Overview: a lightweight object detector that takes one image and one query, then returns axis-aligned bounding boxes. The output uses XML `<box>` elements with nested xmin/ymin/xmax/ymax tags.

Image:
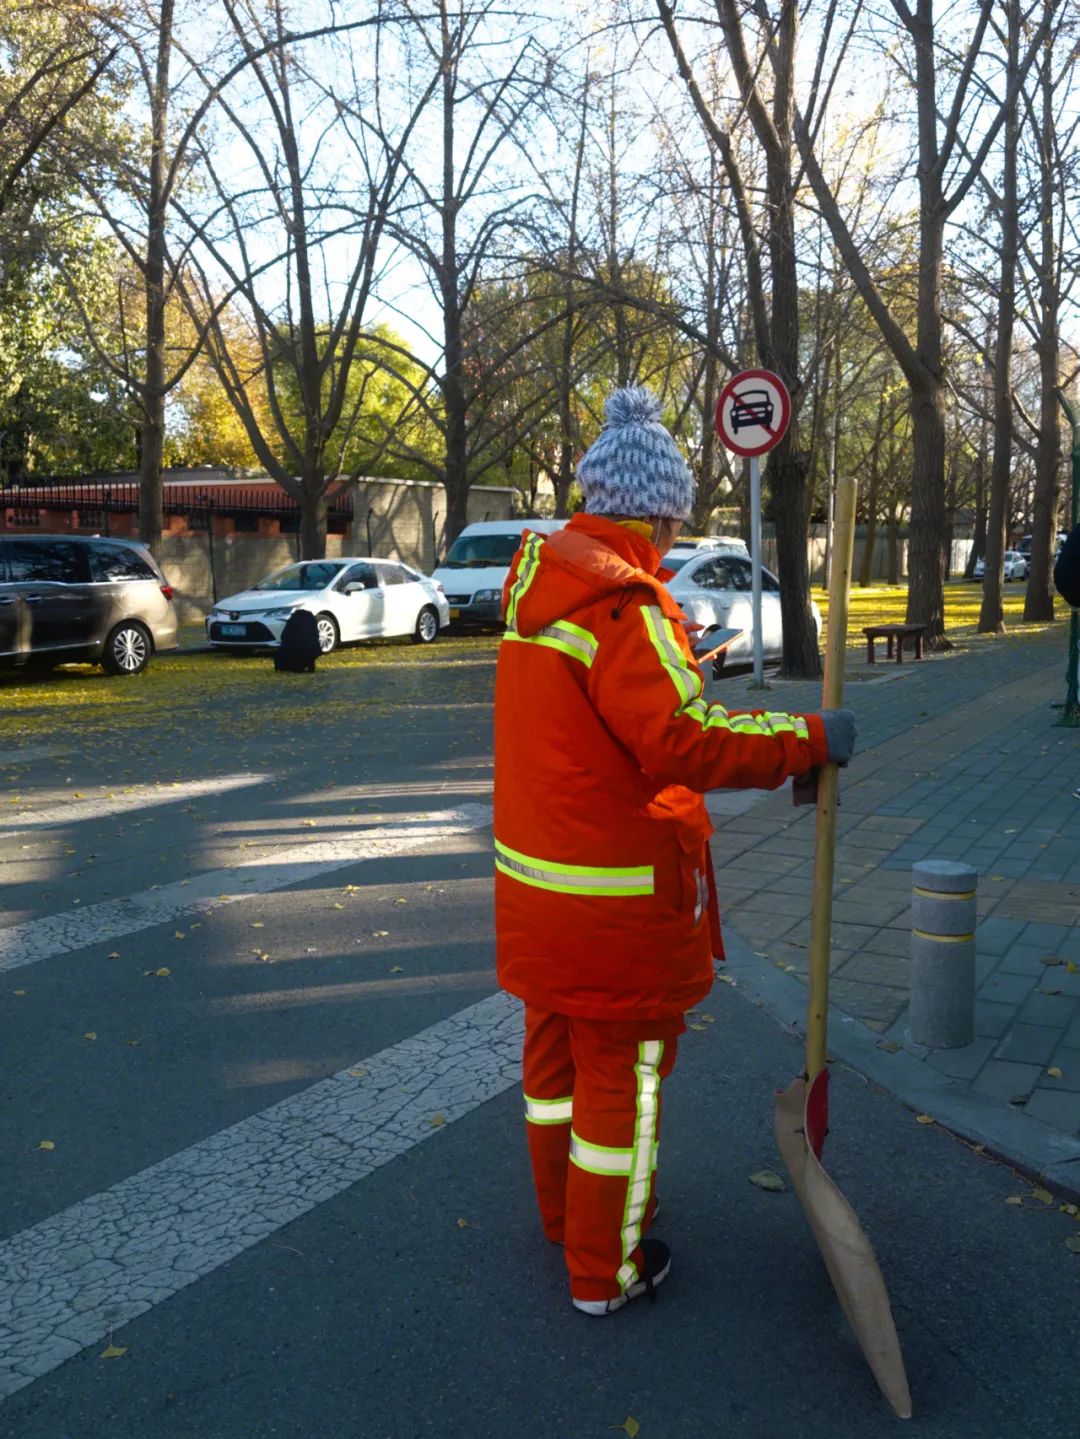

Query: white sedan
<box><xmin>206</xmin><ymin>558</ymin><xmax>450</xmax><ymax>653</ymax></box>
<box><xmin>972</xmin><ymin>551</ymin><xmax>1028</xmax><ymax>582</ymax></box>
<box><xmin>664</xmin><ymin>548</ymin><xmax>821</xmax><ymax>668</ymax></box>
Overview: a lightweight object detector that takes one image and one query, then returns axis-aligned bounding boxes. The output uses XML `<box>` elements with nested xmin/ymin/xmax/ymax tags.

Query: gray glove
<box><xmin>820</xmin><ymin>708</ymin><xmax>857</xmax><ymax>766</ymax></box>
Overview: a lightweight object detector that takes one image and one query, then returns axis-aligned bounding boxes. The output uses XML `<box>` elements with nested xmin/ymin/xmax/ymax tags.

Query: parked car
<box><xmin>972</xmin><ymin>551</ymin><xmax>1028</xmax><ymax>581</ymax></box>
<box><xmin>0</xmin><ymin>533</ymin><xmax>178</xmax><ymax>675</ymax></box>
<box><xmin>430</xmin><ymin>519</ymin><xmax>567</xmax><ymax>627</ymax></box>
<box><xmin>665</xmin><ymin>548</ymin><xmax>821</xmax><ymax>668</ymax></box>
<box><xmin>1016</xmin><ymin>533</ymin><xmax>1068</xmax><ymax>558</ymax></box>
<box><xmin>664</xmin><ymin>538</ymin><xmax>749</xmax><ymax>574</ymax></box>
<box><xmin>206</xmin><ymin>558</ymin><xmax>449</xmax><ymax>653</ymax></box>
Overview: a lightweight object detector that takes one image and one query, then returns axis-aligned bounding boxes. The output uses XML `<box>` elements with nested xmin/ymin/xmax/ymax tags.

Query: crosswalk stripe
<box><xmin>0</xmin><ymin>990</ymin><xmax>521</xmax><ymax>1399</ymax></box>
<box><xmin>0</xmin><ymin>773</ymin><xmax>270</xmax><ymax>838</ymax></box>
<box><xmin>0</xmin><ymin>805</ymin><xmax>493</xmax><ymax>973</ymax></box>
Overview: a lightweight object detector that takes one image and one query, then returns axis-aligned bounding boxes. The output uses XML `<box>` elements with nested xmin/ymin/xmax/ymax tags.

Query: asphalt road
<box><xmin>2</xmin><ymin>642</ymin><xmax>1078</xmax><ymax>1437</ymax></box>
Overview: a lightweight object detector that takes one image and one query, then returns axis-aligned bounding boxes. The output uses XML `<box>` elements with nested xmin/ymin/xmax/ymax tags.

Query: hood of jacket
<box><xmin>512</xmin><ymin>512</ymin><xmax>683</xmax><ymax>637</ymax></box>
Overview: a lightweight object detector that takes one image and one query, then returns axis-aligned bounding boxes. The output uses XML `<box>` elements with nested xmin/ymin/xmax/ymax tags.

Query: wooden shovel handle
<box><xmin>805</xmin><ymin>476</ymin><xmax>858</xmax><ymax>1081</ymax></box>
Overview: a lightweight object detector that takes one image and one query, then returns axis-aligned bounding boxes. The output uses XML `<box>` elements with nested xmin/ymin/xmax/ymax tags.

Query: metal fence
<box><xmin>0</xmin><ymin>480</ymin><xmax>354</xmax><ymax>533</ymax></box>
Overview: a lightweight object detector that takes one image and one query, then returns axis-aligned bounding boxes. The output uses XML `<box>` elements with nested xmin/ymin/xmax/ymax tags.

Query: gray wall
<box><xmin>161</xmin><ymin>481</ymin><xmax>514</xmax><ymax>623</ymax></box>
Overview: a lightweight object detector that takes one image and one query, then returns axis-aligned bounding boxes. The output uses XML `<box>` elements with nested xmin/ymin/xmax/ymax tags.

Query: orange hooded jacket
<box><xmin>493</xmin><ymin>512</ymin><xmax>829</xmax><ymax>1020</ymax></box>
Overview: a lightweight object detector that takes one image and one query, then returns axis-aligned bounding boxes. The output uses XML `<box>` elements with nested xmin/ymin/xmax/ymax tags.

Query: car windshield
<box><xmin>442</xmin><ymin>534</ymin><xmax>523</xmax><ymax>569</ymax></box>
<box><xmin>664</xmin><ymin>554</ymin><xmax>693</xmax><ymax>572</ymax></box>
<box><xmin>255</xmin><ymin>562</ymin><xmax>345</xmax><ymax>592</ymax></box>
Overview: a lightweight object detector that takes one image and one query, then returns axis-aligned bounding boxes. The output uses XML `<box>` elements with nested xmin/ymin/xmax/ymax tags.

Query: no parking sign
<box><xmin>713</xmin><ymin>368</ymin><xmax>792</xmax><ymax>685</ymax></box>
<box><xmin>715</xmin><ymin>368</ymin><xmax>791</xmax><ymax>457</ymax></box>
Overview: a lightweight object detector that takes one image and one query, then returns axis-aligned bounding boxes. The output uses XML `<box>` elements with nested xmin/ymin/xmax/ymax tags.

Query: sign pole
<box><xmin>750</xmin><ymin>454</ymin><xmax>764</xmax><ymax>687</ymax></box>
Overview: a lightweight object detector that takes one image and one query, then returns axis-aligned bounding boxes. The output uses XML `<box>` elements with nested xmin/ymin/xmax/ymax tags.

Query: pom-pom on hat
<box><xmin>578</xmin><ymin>386</ymin><xmax>695</xmax><ymax>522</ymax></box>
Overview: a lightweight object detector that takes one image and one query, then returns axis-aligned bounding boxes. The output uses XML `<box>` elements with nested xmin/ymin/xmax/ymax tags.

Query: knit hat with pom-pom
<box><xmin>577</xmin><ymin>386</ymin><xmax>695</xmax><ymax>521</ymax></box>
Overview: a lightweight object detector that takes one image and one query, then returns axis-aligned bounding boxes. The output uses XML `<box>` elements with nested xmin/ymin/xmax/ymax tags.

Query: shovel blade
<box><xmin>775</xmin><ymin>1075</ymin><xmax>912</xmax><ymax>1419</ymax></box>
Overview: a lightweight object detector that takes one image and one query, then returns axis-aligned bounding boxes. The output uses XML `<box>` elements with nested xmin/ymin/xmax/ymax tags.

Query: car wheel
<box><xmin>315</xmin><ymin>613</ymin><xmax>339</xmax><ymax>654</ymax></box>
<box><xmin>412</xmin><ymin>605</ymin><xmax>440</xmax><ymax>644</ymax></box>
<box><xmin>102</xmin><ymin>621</ymin><xmax>152</xmax><ymax>676</ymax></box>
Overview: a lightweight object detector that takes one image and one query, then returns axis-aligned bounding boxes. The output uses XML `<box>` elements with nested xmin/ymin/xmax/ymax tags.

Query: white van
<box><xmin>431</xmin><ymin>518</ymin><xmax>567</xmax><ymax>626</ymax></box>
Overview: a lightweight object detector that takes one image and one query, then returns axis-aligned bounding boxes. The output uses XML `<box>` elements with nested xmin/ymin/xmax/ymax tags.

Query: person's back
<box><xmin>1054</xmin><ymin>525</ymin><xmax>1080</xmax><ymax>609</ymax></box>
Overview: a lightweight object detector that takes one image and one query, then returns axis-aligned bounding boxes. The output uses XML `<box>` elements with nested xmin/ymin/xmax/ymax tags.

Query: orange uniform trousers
<box><xmin>522</xmin><ymin>1006</ymin><xmax>684</xmax><ymax>1303</ymax></box>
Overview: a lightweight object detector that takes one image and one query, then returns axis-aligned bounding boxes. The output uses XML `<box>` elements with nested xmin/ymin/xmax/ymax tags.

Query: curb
<box><xmin>720</xmin><ymin>925</ymin><xmax>1080</xmax><ymax>1205</ymax></box>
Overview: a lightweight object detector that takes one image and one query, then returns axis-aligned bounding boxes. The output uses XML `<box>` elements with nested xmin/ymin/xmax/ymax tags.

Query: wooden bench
<box><xmin>864</xmin><ymin>623</ymin><xmax>927</xmax><ymax>664</ymax></box>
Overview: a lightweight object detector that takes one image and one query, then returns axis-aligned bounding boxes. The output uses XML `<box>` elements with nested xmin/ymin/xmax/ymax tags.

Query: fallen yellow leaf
<box><xmin>154</xmin><ymin>967</ymin><xmax>170</xmax><ymax>978</ymax></box>
<box><xmin>1047</xmin><ymin>1066</ymin><xmax>1064</xmax><ymax>1079</ymax></box>
<box><xmin>38</xmin><ymin>1140</ymin><xmax>55</xmax><ymax>1151</ymax></box>
<box><xmin>173</xmin><ymin>931</ymin><xmax>185</xmax><ymax>940</ymax></box>
<box><xmin>347</xmin><ymin>1068</ymin><xmax>368</xmax><ymax>1078</ymax></box>
<box><xmin>107</xmin><ymin>951</ymin><xmax>120</xmax><ymax>959</ymax></box>
<box><xmin>1031</xmin><ymin>1187</ymin><xmax>1053</xmax><ymax>1205</ymax></box>
<box><xmin>250</xmin><ymin>922</ymin><xmax>264</xmax><ymax>929</ymax></box>
<box><xmin>430</xmin><ymin>1113</ymin><xmax>445</xmax><ymax>1127</ymax></box>
<box><xmin>333</xmin><ymin>903</ymin><xmax>344</xmax><ymax>910</ymax></box>
<box><xmin>390</xmin><ymin>965</ymin><xmax>405</xmax><ymax>974</ymax></box>
<box><xmin>456</xmin><ymin>1217</ymin><xmax>469</xmax><ymax>1229</ymax></box>
<box><xmin>1004</xmin><ymin>1196</ymin><xmax>1024</xmax><ymax>1206</ymax></box>
<box><xmin>1059</xmin><ymin>1203</ymin><xmax>1079</xmax><ymax>1218</ymax></box>
<box><xmin>621</xmin><ymin>1420</ymin><xmax>641</xmax><ymax>1438</ymax></box>
<box><xmin>915</xmin><ymin>1114</ymin><xmax>935</xmax><ymax>1125</ymax></box>
<box><xmin>749</xmin><ymin>1169</ymin><xmax>786</xmax><ymax>1193</ymax></box>
<box><xmin>98</xmin><ymin>1344</ymin><xmax>127</xmax><ymax>1360</ymax></box>
<box><xmin>1066</xmin><ymin>1235</ymin><xmax>1080</xmax><ymax>1254</ymax></box>
<box><xmin>84</xmin><ymin>1032</ymin><xmax>97</xmax><ymax>1041</ymax></box>
<box><xmin>13</xmin><ymin>989</ymin><xmax>26</xmax><ymax>996</ymax></box>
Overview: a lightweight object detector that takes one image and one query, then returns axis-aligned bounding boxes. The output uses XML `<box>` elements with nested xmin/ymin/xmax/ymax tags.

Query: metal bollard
<box><xmin>909</xmin><ymin>860</ymin><xmax>977</xmax><ymax>1048</ymax></box>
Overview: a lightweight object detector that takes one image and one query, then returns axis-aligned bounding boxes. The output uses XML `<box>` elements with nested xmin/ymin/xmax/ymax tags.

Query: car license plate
<box><xmin>220</xmin><ymin>624</ymin><xmax>246</xmax><ymax>636</ymax></box>
<box><xmin>449</xmin><ymin>608</ymin><xmax>460</xmax><ymax>619</ymax></box>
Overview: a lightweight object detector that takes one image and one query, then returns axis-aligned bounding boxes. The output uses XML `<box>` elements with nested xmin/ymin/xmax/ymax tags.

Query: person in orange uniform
<box><xmin>493</xmin><ymin>387</ymin><xmax>856</xmax><ymax>1315</ymax></box>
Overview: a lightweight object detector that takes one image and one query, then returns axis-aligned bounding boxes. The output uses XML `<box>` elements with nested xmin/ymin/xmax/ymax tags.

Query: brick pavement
<box><xmin>705</xmin><ymin>624</ymin><xmax>1080</xmax><ymax>1140</ymax></box>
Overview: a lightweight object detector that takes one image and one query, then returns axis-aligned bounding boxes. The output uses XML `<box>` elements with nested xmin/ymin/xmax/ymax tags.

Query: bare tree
<box><xmin>172</xmin><ymin>0</ymin><xmax>438</xmax><ymax>558</ymax></box>
<box><xmin>657</xmin><ymin>0</ymin><xmax>823</xmax><ymax>676</ymax></box>
<box><xmin>786</xmin><ymin>0</ymin><xmax>1054</xmax><ymax>645</ymax></box>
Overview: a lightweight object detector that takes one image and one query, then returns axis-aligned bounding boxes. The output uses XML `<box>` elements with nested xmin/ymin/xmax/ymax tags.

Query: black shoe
<box><xmin>572</xmin><ymin>1238</ymin><xmax>671</xmax><ymax>1316</ymax></box>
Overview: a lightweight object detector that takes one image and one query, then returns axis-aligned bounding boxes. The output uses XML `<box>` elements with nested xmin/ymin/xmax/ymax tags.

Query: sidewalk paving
<box><xmin>705</xmin><ymin>623</ymin><xmax>1080</xmax><ymax>1194</ymax></box>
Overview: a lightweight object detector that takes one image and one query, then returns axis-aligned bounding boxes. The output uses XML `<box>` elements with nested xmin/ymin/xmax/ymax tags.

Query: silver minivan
<box><xmin>0</xmin><ymin>534</ymin><xmax>178</xmax><ymax>675</ymax></box>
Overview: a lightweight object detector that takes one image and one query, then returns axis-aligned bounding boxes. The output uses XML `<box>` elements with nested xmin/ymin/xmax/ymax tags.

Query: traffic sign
<box><xmin>715</xmin><ymin>368</ymin><xmax>791</xmax><ymax>458</ymax></box>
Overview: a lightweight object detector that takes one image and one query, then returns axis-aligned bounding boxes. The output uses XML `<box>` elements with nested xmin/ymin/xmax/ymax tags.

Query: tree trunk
<box><xmin>772</xmin><ymin>447</ymin><xmax>821</xmax><ymax>675</ymax></box>
<box><xmin>1025</xmin><ymin>15</ymin><xmax>1061</xmax><ymax>622</ymax></box>
<box><xmin>906</xmin><ymin>379</ymin><xmax>948</xmax><ymax>639</ymax></box>
<box><xmin>978</xmin><ymin>0</ymin><xmax>1019</xmax><ymax>634</ymax></box>
<box><xmin>299</xmin><ymin>483</ymin><xmax>328</xmax><ymax>560</ymax></box>
<box><xmin>887</xmin><ymin>509</ymin><xmax>901</xmax><ymax>585</ymax></box>
<box><xmin>139</xmin><ymin>0</ymin><xmax>174</xmax><ymax>556</ymax></box>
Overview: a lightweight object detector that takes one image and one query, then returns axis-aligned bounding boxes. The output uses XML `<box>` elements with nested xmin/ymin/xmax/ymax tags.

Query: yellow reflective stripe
<box><xmin>913</xmin><ymin>886</ymin><xmax>977</xmax><ymax>901</ymax></box>
<box><xmin>505</xmin><ymin>532</ymin><xmax>543</xmax><ymax>625</ymax></box>
<box><xmin>641</xmin><ymin>605</ymin><xmax>811</xmax><ymax>744</ymax></box>
<box><xmin>912</xmin><ymin>929</ymin><xmax>976</xmax><ymax>944</ymax></box>
<box><xmin>570</xmin><ymin>1131</ymin><xmax>634</xmax><ymax>1176</ymax></box>
<box><xmin>641</xmin><ymin>606</ymin><xmax>700</xmax><ymax>707</ymax></box>
<box><xmin>524</xmin><ymin>1094</ymin><xmax>573</xmax><ymax>1125</ymax></box>
<box><xmin>617</xmin><ymin>1039</ymin><xmax>664</xmax><ymax>1292</ymax></box>
<box><xmin>494</xmin><ymin>839</ymin><xmax>654</xmax><ymax>897</ymax></box>
<box><xmin>503</xmin><ymin>619</ymin><xmax>598</xmax><ymax>668</ymax></box>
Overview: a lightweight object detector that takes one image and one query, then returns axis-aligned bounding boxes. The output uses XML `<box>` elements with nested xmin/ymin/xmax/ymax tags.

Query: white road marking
<box><xmin>0</xmin><ymin>746</ymin><xmax>70</xmax><ymax>767</ymax></box>
<box><xmin>0</xmin><ymin>773</ymin><xmax>270</xmax><ymax>838</ymax></box>
<box><xmin>0</xmin><ymin>990</ymin><xmax>521</xmax><ymax>1399</ymax></box>
<box><xmin>0</xmin><ymin>805</ymin><xmax>493</xmax><ymax>973</ymax></box>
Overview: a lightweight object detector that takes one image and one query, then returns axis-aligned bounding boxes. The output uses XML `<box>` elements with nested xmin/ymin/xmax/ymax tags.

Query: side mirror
<box><xmin>344</xmin><ymin>583</ymin><xmax>364</xmax><ymax>595</ymax></box>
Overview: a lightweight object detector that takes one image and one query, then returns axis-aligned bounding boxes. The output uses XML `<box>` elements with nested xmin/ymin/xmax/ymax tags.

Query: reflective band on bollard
<box><xmin>909</xmin><ymin>860</ymin><xmax>977</xmax><ymax>1048</ymax></box>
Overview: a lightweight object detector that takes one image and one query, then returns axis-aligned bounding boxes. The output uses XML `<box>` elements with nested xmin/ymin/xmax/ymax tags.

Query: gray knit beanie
<box><xmin>578</xmin><ymin>386</ymin><xmax>695</xmax><ymax>521</ymax></box>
